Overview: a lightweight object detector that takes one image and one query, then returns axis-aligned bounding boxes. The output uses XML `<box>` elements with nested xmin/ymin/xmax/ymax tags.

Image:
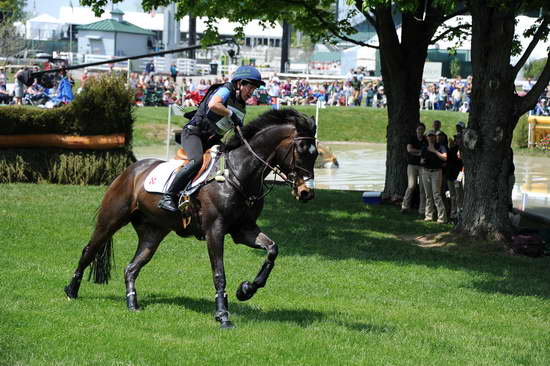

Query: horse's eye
<box><xmin>308</xmin><ymin>144</ymin><xmax>317</xmax><ymax>155</ymax></box>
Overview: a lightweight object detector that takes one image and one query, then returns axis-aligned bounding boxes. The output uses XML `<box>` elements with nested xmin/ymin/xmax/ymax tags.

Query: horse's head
<box><xmin>226</xmin><ymin>109</ymin><xmax>318</xmax><ymax>203</ymax></box>
<box><xmin>277</xmin><ymin>114</ymin><xmax>318</xmax><ymax>202</ymax></box>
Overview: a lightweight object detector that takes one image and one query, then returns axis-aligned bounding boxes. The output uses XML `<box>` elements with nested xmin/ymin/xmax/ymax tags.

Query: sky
<box><xmin>25</xmin><ymin>0</ymin><xmax>145</xmax><ymax>18</ymax></box>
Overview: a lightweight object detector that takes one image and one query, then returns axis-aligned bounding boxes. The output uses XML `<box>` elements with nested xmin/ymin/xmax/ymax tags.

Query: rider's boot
<box><xmin>158</xmin><ymin>160</ymin><xmax>198</xmax><ymax>212</ymax></box>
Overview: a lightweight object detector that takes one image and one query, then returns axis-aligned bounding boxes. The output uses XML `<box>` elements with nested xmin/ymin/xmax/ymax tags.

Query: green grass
<box><xmin>133</xmin><ymin>106</ymin><xmax>469</xmax><ymax>146</ymax></box>
<box><xmin>1</xmin><ymin>183</ymin><xmax>550</xmax><ymax>365</ymax></box>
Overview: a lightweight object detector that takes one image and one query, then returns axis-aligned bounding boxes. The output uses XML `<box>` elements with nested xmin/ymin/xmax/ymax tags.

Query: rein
<box><xmin>224</xmin><ymin>125</ymin><xmax>315</xmax><ymax>206</ymax></box>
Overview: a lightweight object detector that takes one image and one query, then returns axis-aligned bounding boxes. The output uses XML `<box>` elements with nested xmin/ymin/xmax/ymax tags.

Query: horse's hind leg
<box><xmin>64</xmin><ymin>196</ymin><xmax>132</xmax><ymax>299</ymax></box>
<box><xmin>125</xmin><ymin>217</ymin><xmax>169</xmax><ymax>311</ymax></box>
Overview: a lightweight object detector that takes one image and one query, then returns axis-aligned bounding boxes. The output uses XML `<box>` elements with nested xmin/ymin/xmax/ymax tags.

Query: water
<box><xmin>134</xmin><ymin>143</ymin><xmax>550</xmax><ymax>220</ymax></box>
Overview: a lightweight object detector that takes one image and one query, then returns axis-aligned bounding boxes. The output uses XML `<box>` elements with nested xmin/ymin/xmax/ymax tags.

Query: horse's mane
<box><xmin>225</xmin><ymin>108</ymin><xmax>314</xmax><ymax>151</ymax></box>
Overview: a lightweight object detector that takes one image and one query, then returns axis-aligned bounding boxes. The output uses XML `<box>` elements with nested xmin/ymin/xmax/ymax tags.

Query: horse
<box><xmin>64</xmin><ymin>108</ymin><xmax>318</xmax><ymax>328</ymax></box>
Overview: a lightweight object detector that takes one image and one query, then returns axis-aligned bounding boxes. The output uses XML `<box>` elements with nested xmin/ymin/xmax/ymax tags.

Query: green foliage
<box><xmin>0</xmin><ymin>75</ymin><xmax>136</xmax><ymax>184</ymax></box>
<box><xmin>0</xmin><ymin>74</ymin><xmax>134</xmax><ymax>139</ymax></box>
<box><xmin>0</xmin><ymin>148</ymin><xmax>136</xmax><ymax>185</ymax></box>
<box><xmin>2</xmin><ymin>183</ymin><xmax>550</xmax><ymax>365</ymax></box>
<box><xmin>450</xmin><ymin>57</ymin><xmax>461</xmax><ymax>77</ymax></box>
<box><xmin>523</xmin><ymin>58</ymin><xmax>548</xmax><ymax>79</ymax></box>
<box><xmin>0</xmin><ymin>0</ymin><xmax>26</xmax><ymax>22</ymax></box>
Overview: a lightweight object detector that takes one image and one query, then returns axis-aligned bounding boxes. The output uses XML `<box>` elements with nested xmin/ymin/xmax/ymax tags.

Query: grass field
<box><xmin>133</xmin><ymin>105</ymin><xmax>470</xmax><ymax>147</ymax></box>
<box><xmin>2</xmin><ymin>183</ymin><xmax>550</xmax><ymax>365</ymax></box>
<box><xmin>133</xmin><ymin>105</ymin><xmax>545</xmax><ymax>157</ymax></box>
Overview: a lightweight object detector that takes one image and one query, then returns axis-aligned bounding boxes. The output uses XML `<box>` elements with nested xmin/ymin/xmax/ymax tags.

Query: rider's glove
<box><xmin>228</xmin><ymin>109</ymin><xmax>243</xmax><ymax>127</ymax></box>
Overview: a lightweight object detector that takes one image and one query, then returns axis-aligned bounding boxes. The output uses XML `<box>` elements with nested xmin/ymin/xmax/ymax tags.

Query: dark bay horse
<box><xmin>64</xmin><ymin>108</ymin><xmax>318</xmax><ymax>328</ymax></box>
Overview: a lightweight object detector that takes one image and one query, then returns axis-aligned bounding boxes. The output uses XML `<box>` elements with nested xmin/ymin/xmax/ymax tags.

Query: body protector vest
<box><xmin>185</xmin><ymin>82</ymin><xmax>246</xmax><ymax>140</ymax></box>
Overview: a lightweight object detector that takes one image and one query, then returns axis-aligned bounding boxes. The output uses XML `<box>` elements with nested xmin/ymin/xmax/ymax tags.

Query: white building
<box><xmin>76</xmin><ymin>9</ymin><xmax>153</xmax><ymax>57</ymax></box>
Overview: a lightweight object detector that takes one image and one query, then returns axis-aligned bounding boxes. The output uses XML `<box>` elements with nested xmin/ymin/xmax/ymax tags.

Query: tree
<box><xmin>0</xmin><ymin>15</ymin><xmax>24</xmax><ymax>57</ymax></box>
<box><xmin>0</xmin><ymin>0</ymin><xmax>25</xmax><ymax>58</ymax></box>
<box><xmin>82</xmin><ymin>0</ymin><xmax>549</xmax><ymax>240</ymax></box>
<box><xmin>0</xmin><ymin>0</ymin><xmax>26</xmax><ymax>23</ymax></box>
<box><xmin>84</xmin><ymin>0</ymin><xmax>470</xmax><ymax>202</ymax></box>
<box><xmin>457</xmin><ymin>1</ymin><xmax>550</xmax><ymax>240</ymax></box>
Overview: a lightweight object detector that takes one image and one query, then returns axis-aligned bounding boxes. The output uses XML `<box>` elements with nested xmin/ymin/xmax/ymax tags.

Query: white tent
<box><xmin>26</xmin><ymin>13</ymin><xmax>64</xmax><ymax>40</ymax></box>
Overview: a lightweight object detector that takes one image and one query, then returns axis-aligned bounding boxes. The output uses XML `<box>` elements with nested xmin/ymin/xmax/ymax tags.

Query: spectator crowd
<box><xmin>401</xmin><ymin>119</ymin><xmax>466</xmax><ymax>224</ymax></box>
<box><xmin>0</xmin><ymin>63</ymin><xmax>74</xmax><ymax>108</ymax></box>
<box><xmin>400</xmin><ymin>117</ymin><xmax>520</xmax><ymax>225</ymax></box>
<box><xmin>1</xmin><ymin>62</ymin><xmax>548</xmax><ymax>117</ymax></box>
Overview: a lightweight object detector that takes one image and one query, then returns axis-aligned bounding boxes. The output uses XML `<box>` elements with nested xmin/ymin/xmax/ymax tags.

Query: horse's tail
<box><xmin>88</xmin><ymin>237</ymin><xmax>114</xmax><ymax>284</ymax></box>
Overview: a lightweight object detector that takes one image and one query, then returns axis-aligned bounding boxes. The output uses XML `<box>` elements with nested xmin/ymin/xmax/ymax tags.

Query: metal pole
<box><xmin>280</xmin><ymin>21</ymin><xmax>290</xmax><ymax>73</ymax></box>
<box><xmin>31</xmin><ymin>41</ymin><xmax>231</xmax><ymax>77</ymax></box>
<box><xmin>315</xmin><ymin>100</ymin><xmax>320</xmax><ymax>140</ymax></box>
<box><xmin>166</xmin><ymin>105</ymin><xmax>172</xmax><ymax>160</ymax></box>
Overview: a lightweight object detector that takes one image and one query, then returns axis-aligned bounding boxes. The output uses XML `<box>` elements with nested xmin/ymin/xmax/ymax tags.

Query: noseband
<box><xmin>224</xmin><ymin>125</ymin><xmax>316</xmax><ymax>206</ymax></box>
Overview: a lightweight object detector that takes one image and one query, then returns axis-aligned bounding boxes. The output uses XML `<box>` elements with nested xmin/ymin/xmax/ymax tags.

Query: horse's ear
<box><xmin>310</xmin><ymin>115</ymin><xmax>317</xmax><ymax>135</ymax></box>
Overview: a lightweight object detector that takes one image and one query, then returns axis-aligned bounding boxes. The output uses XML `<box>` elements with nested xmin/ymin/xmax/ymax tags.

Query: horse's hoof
<box><xmin>236</xmin><ymin>281</ymin><xmax>255</xmax><ymax>301</ymax></box>
<box><xmin>64</xmin><ymin>286</ymin><xmax>77</xmax><ymax>299</ymax></box>
<box><xmin>220</xmin><ymin>321</ymin><xmax>235</xmax><ymax>329</ymax></box>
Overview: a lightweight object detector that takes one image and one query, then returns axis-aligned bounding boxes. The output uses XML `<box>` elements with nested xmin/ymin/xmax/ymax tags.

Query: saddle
<box><xmin>175</xmin><ymin>147</ymin><xmax>213</xmax><ymax>182</ymax></box>
<box><xmin>143</xmin><ymin>146</ymin><xmax>223</xmax><ymax>195</ymax></box>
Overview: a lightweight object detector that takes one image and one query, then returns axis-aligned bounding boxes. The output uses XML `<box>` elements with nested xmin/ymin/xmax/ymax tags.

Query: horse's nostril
<box><xmin>300</xmin><ymin>189</ymin><xmax>314</xmax><ymax>200</ymax></box>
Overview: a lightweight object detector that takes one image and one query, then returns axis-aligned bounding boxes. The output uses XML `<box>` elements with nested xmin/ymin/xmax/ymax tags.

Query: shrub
<box><xmin>513</xmin><ymin>114</ymin><xmax>529</xmax><ymax>148</ymax></box>
<box><xmin>0</xmin><ymin>74</ymin><xmax>134</xmax><ymax>141</ymax></box>
<box><xmin>0</xmin><ymin>74</ymin><xmax>136</xmax><ymax>185</ymax></box>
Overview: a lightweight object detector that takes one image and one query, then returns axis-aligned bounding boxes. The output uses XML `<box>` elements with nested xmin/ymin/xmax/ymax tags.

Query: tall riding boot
<box><xmin>158</xmin><ymin>160</ymin><xmax>198</xmax><ymax>212</ymax></box>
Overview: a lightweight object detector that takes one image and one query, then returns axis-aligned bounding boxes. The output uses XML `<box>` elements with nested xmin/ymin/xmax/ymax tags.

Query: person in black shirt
<box><xmin>401</xmin><ymin>123</ymin><xmax>427</xmax><ymax>214</ymax></box>
<box><xmin>421</xmin><ymin>130</ymin><xmax>448</xmax><ymax>223</ymax></box>
<box><xmin>445</xmin><ymin>131</ymin><xmax>464</xmax><ymax>220</ymax></box>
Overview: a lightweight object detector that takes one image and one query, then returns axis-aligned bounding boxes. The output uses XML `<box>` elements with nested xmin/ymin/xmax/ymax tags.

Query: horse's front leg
<box><xmin>231</xmin><ymin>225</ymin><xmax>278</xmax><ymax>302</ymax></box>
<box><xmin>206</xmin><ymin>225</ymin><xmax>234</xmax><ymax>329</ymax></box>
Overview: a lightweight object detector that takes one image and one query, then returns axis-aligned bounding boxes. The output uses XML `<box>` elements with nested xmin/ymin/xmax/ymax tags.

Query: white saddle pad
<box><xmin>144</xmin><ymin>147</ymin><xmax>220</xmax><ymax>194</ymax></box>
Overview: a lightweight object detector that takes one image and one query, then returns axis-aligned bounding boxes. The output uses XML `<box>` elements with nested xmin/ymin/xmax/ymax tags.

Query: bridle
<box><xmin>224</xmin><ymin>125</ymin><xmax>316</xmax><ymax>206</ymax></box>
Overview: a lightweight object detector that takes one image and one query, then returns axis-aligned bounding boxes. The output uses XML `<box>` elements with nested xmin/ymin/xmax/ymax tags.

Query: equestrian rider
<box><xmin>158</xmin><ymin>65</ymin><xmax>265</xmax><ymax>212</ymax></box>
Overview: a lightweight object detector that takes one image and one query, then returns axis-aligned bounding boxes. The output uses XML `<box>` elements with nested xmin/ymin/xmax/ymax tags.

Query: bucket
<box><xmin>362</xmin><ymin>191</ymin><xmax>381</xmax><ymax>205</ymax></box>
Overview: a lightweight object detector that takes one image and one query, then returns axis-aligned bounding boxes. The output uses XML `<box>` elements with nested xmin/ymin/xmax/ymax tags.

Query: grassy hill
<box><xmin>133</xmin><ymin>106</ymin><xmax>471</xmax><ymax>146</ymax></box>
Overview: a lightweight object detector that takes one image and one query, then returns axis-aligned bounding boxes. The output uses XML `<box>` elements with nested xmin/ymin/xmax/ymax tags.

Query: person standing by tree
<box><xmin>445</xmin><ymin>127</ymin><xmax>464</xmax><ymax>221</ymax></box>
<box><xmin>421</xmin><ymin>130</ymin><xmax>448</xmax><ymax>223</ymax></box>
<box><xmin>401</xmin><ymin>123</ymin><xmax>427</xmax><ymax>215</ymax></box>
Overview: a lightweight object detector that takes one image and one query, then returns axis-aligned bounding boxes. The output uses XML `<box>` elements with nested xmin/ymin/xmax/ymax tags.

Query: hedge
<box><xmin>0</xmin><ymin>75</ymin><xmax>136</xmax><ymax>185</ymax></box>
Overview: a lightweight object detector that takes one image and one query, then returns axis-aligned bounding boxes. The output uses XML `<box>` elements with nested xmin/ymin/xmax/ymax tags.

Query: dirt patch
<box><xmin>397</xmin><ymin>232</ymin><xmax>506</xmax><ymax>254</ymax></box>
<box><xmin>398</xmin><ymin>232</ymin><xmax>458</xmax><ymax>248</ymax></box>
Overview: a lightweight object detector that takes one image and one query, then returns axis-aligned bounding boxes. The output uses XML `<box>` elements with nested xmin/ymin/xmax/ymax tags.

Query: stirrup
<box><xmin>178</xmin><ymin>194</ymin><xmax>191</xmax><ymax>211</ymax></box>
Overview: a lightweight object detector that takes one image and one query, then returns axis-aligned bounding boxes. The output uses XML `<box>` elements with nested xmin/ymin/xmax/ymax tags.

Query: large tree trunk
<box><xmin>376</xmin><ymin>9</ymin><xmax>435</xmax><ymax>201</ymax></box>
<box><xmin>455</xmin><ymin>4</ymin><xmax>518</xmax><ymax>240</ymax></box>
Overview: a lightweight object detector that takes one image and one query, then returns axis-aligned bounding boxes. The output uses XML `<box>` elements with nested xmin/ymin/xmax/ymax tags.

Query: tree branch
<box><xmin>512</xmin><ymin>17</ymin><xmax>550</xmax><ymax>77</ymax></box>
<box><xmin>516</xmin><ymin>52</ymin><xmax>550</xmax><ymax>115</ymax></box>
<box><xmin>440</xmin><ymin>8</ymin><xmax>469</xmax><ymax>23</ymax></box>
<box><xmin>430</xmin><ymin>23</ymin><xmax>471</xmax><ymax>45</ymax></box>
<box><xmin>354</xmin><ymin>0</ymin><xmax>378</xmax><ymax>32</ymax></box>
<box><xmin>302</xmin><ymin>3</ymin><xmax>378</xmax><ymax>49</ymax></box>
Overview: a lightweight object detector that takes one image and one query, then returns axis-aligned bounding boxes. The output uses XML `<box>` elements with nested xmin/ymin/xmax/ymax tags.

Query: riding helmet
<box><xmin>231</xmin><ymin>66</ymin><xmax>265</xmax><ymax>87</ymax></box>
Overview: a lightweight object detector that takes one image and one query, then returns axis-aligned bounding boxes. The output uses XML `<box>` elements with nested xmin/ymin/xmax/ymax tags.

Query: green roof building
<box><xmin>76</xmin><ymin>9</ymin><xmax>154</xmax><ymax>56</ymax></box>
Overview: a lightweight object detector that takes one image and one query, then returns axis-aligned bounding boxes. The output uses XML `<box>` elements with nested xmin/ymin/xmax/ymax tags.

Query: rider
<box><xmin>158</xmin><ymin>65</ymin><xmax>265</xmax><ymax>212</ymax></box>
